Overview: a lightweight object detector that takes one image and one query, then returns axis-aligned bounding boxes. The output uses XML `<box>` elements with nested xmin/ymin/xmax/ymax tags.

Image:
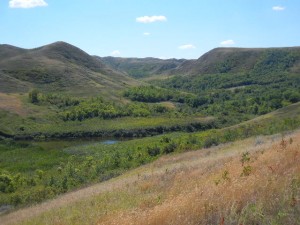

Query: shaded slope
<box><xmin>0</xmin><ymin>42</ymin><xmax>140</xmax><ymax>97</ymax></box>
<box><xmin>100</xmin><ymin>57</ymin><xmax>185</xmax><ymax>78</ymax></box>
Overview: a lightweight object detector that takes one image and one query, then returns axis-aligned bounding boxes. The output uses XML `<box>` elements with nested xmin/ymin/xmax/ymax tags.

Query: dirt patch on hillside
<box><xmin>0</xmin><ymin>93</ymin><xmax>28</xmax><ymax>116</ymax></box>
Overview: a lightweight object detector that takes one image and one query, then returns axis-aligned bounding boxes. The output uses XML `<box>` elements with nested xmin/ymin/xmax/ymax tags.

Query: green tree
<box><xmin>28</xmin><ymin>89</ymin><xmax>40</xmax><ymax>103</ymax></box>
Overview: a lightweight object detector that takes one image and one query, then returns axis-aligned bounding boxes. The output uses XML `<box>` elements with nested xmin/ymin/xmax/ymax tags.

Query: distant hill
<box><xmin>100</xmin><ymin>57</ymin><xmax>185</xmax><ymax>78</ymax></box>
<box><xmin>0</xmin><ymin>42</ymin><xmax>140</xmax><ymax>98</ymax></box>
<box><xmin>1</xmin><ymin>43</ymin><xmax>300</xmax><ymax>97</ymax></box>
<box><xmin>172</xmin><ymin>47</ymin><xmax>300</xmax><ymax>75</ymax></box>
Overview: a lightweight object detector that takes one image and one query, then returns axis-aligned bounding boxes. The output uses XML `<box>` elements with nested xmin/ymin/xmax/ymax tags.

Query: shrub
<box><xmin>241</xmin><ymin>152</ymin><xmax>250</xmax><ymax>166</ymax></box>
<box><xmin>241</xmin><ymin>165</ymin><xmax>252</xmax><ymax>176</ymax></box>
<box><xmin>147</xmin><ymin>146</ymin><xmax>161</xmax><ymax>157</ymax></box>
<box><xmin>28</xmin><ymin>89</ymin><xmax>40</xmax><ymax>103</ymax></box>
<box><xmin>163</xmin><ymin>142</ymin><xmax>177</xmax><ymax>154</ymax></box>
<box><xmin>203</xmin><ymin>136</ymin><xmax>219</xmax><ymax>148</ymax></box>
<box><xmin>0</xmin><ymin>173</ymin><xmax>15</xmax><ymax>193</ymax></box>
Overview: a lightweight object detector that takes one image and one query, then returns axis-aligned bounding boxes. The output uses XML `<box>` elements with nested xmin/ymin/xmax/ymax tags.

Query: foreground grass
<box><xmin>96</xmin><ymin>132</ymin><xmax>300</xmax><ymax>225</ymax></box>
<box><xmin>3</xmin><ymin>130</ymin><xmax>300</xmax><ymax>225</ymax></box>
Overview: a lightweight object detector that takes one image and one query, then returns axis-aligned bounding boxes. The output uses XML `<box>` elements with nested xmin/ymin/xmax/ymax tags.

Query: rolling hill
<box><xmin>0</xmin><ymin>42</ymin><xmax>140</xmax><ymax>98</ymax></box>
<box><xmin>171</xmin><ymin>47</ymin><xmax>300</xmax><ymax>76</ymax></box>
<box><xmin>2</xmin><ymin>43</ymin><xmax>300</xmax><ymax>97</ymax></box>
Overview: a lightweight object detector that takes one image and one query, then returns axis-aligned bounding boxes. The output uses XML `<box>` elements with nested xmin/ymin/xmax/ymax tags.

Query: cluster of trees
<box><xmin>60</xmin><ymin>98</ymin><xmax>170</xmax><ymax>121</ymax></box>
<box><xmin>124</xmin><ymin>86</ymin><xmax>209</xmax><ymax>108</ymax></box>
<box><xmin>28</xmin><ymin>90</ymin><xmax>80</xmax><ymax>107</ymax></box>
<box><xmin>123</xmin><ymin>83</ymin><xmax>299</xmax><ymax>127</ymax></box>
<box><xmin>0</xmin><ymin>135</ymin><xmax>180</xmax><ymax>206</ymax></box>
<box><xmin>124</xmin><ymin>86</ymin><xmax>176</xmax><ymax>102</ymax></box>
<box><xmin>27</xmin><ymin>91</ymin><xmax>174</xmax><ymax>121</ymax></box>
<box><xmin>252</xmin><ymin>49</ymin><xmax>299</xmax><ymax>74</ymax></box>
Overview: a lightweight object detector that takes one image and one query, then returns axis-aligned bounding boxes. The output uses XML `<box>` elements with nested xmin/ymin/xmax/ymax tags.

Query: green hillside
<box><xmin>143</xmin><ymin>47</ymin><xmax>300</xmax><ymax>125</ymax></box>
<box><xmin>100</xmin><ymin>57</ymin><xmax>185</xmax><ymax>79</ymax></box>
<box><xmin>171</xmin><ymin>47</ymin><xmax>300</xmax><ymax>75</ymax></box>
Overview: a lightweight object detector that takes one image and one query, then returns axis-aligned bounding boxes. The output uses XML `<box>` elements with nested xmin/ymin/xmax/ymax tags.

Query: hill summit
<box><xmin>0</xmin><ymin>41</ymin><xmax>139</xmax><ymax>97</ymax></box>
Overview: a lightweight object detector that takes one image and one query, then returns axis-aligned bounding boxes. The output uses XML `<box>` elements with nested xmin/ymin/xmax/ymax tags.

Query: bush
<box><xmin>163</xmin><ymin>142</ymin><xmax>177</xmax><ymax>154</ymax></box>
<box><xmin>147</xmin><ymin>146</ymin><xmax>161</xmax><ymax>157</ymax></box>
<box><xmin>203</xmin><ymin>136</ymin><xmax>219</xmax><ymax>148</ymax></box>
<box><xmin>0</xmin><ymin>173</ymin><xmax>15</xmax><ymax>193</ymax></box>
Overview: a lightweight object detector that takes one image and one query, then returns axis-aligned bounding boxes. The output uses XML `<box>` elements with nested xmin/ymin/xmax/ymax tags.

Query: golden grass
<box><xmin>96</xmin><ymin>134</ymin><xmax>300</xmax><ymax>225</ymax></box>
<box><xmin>2</xmin><ymin>132</ymin><xmax>300</xmax><ymax>225</ymax></box>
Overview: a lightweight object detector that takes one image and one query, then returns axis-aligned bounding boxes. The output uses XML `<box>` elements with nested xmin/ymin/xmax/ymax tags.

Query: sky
<box><xmin>1</xmin><ymin>0</ymin><xmax>300</xmax><ymax>59</ymax></box>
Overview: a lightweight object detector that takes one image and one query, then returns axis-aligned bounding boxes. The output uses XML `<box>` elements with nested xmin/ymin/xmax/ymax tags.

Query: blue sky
<box><xmin>1</xmin><ymin>0</ymin><xmax>300</xmax><ymax>59</ymax></box>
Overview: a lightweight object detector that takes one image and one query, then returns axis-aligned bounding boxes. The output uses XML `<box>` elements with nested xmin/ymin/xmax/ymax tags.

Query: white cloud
<box><xmin>178</xmin><ymin>44</ymin><xmax>196</xmax><ymax>50</ymax></box>
<box><xmin>111</xmin><ymin>50</ymin><xmax>121</xmax><ymax>57</ymax></box>
<box><xmin>9</xmin><ymin>0</ymin><xmax>48</xmax><ymax>8</ymax></box>
<box><xmin>220</xmin><ymin>40</ymin><xmax>235</xmax><ymax>46</ymax></box>
<box><xmin>136</xmin><ymin>16</ymin><xmax>167</xmax><ymax>23</ymax></box>
<box><xmin>143</xmin><ymin>32</ymin><xmax>151</xmax><ymax>36</ymax></box>
<box><xmin>272</xmin><ymin>6</ymin><xmax>285</xmax><ymax>11</ymax></box>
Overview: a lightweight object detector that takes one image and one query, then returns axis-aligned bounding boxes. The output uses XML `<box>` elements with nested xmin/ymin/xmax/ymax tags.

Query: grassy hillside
<box><xmin>172</xmin><ymin>47</ymin><xmax>300</xmax><ymax>75</ymax></box>
<box><xmin>100</xmin><ymin>57</ymin><xmax>185</xmax><ymax>79</ymax></box>
<box><xmin>0</xmin><ymin>42</ymin><xmax>140</xmax><ymax>98</ymax></box>
<box><xmin>145</xmin><ymin>47</ymin><xmax>300</xmax><ymax>126</ymax></box>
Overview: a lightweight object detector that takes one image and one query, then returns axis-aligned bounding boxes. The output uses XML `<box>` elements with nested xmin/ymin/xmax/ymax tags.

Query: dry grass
<box><xmin>0</xmin><ymin>93</ymin><xmax>29</xmax><ymax>116</ymax></box>
<box><xmin>158</xmin><ymin>102</ymin><xmax>177</xmax><ymax>109</ymax></box>
<box><xmin>97</xmin><ymin>133</ymin><xmax>300</xmax><ymax>225</ymax></box>
<box><xmin>2</xmin><ymin>132</ymin><xmax>300</xmax><ymax>225</ymax></box>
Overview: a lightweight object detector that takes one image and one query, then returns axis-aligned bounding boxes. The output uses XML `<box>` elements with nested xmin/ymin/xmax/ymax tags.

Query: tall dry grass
<box><xmin>97</xmin><ymin>134</ymin><xmax>300</xmax><ymax>225</ymax></box>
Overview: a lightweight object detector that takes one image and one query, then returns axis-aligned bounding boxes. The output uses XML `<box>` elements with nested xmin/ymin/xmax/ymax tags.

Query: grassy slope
<box><xmin>1</xmin><ymin>102</ymin><xmax>300</xmax><ymax>224</ymax></box>
<box><xmin>172</xmin><ymin>47</ymin><xmax>300</xmax><ymax>76</ymax></box>
<box><xmin>0</xmin><ymin>42</ymin><xmax>140</xmax><ymax>98</ymax></box>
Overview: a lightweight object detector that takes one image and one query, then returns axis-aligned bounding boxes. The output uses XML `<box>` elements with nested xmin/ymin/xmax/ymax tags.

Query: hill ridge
<box><xmin>0</xmin><ymin>42</ymin><xmax>140</xmax><ymax>97</ymax></box>
<box><xmin>171</xmin><ymin>46</ymin><xmax>300</xmax><ymax>75</ymax></box>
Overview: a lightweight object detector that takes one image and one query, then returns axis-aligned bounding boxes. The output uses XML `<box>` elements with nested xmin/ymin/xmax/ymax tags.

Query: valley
<box><xmin>0</xmin><ymin>42</ymin><xmax>300</xmax><ymax>224</ymax></box>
